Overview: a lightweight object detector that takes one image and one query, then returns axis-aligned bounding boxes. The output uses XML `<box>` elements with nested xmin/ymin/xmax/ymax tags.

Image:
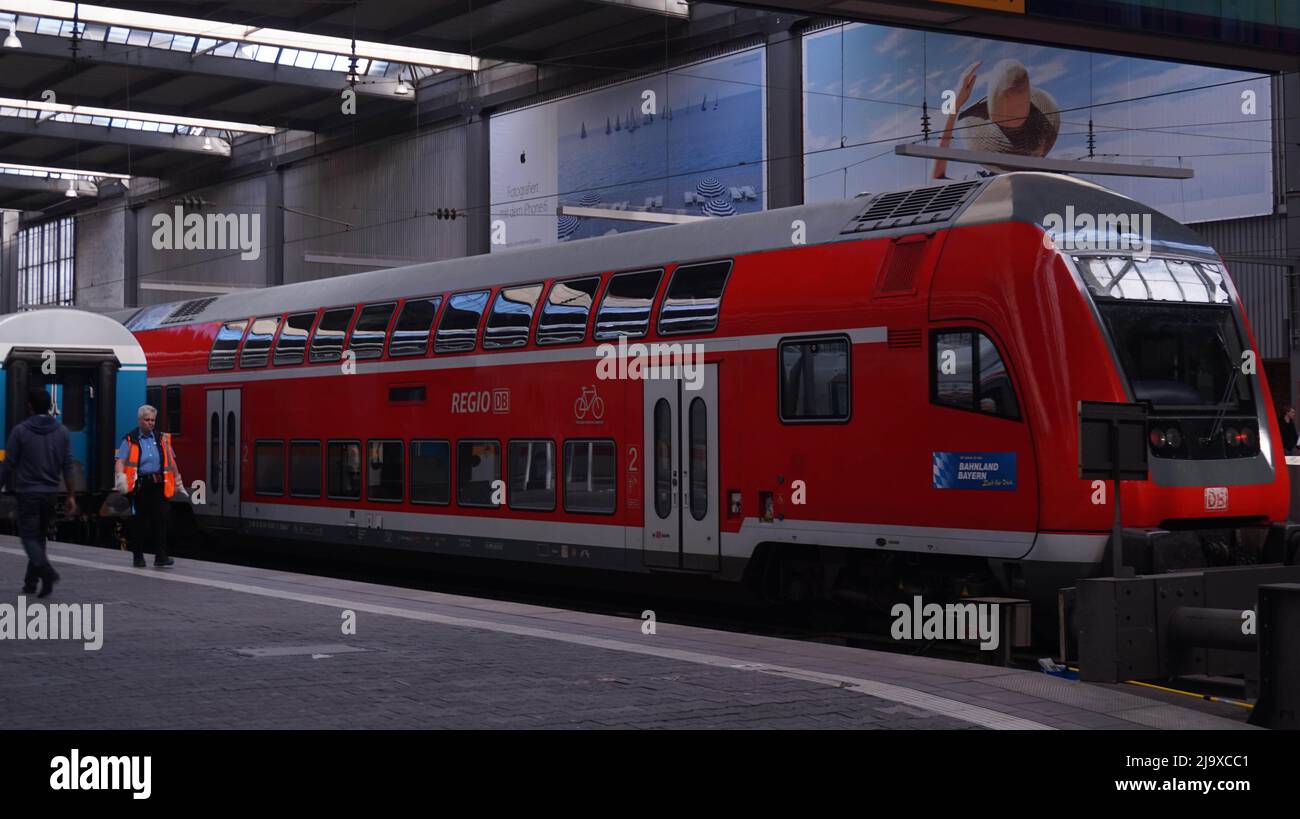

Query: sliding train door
<box><xmin>204</xmin><ymin>388</ymin><xmax>242</xmax><ymax>526</ymax></box>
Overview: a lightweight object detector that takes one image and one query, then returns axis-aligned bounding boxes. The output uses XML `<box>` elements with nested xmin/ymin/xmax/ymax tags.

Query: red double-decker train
<box><xmin>117</xmin><ymin>172</ymin><xmax>1293</xmax><ymax>613</ymax></box>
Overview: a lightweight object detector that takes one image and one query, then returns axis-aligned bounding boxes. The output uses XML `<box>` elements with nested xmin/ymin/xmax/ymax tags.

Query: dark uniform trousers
<box><xmin>132</xmin><ymin>474</ymin><xmax>170</xmax><ymax>562</ymax></box>
<box><xmin>18</xmin><ymin>493</ymin><xmax>58</xmax><ymax>589</ymax></box>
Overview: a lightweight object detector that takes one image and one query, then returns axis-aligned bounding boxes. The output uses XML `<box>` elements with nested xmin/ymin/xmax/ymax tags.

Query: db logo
<box><xmin>1204</xmin><ymin>487</ymin><xmax>1229</xmax><ymax>512</ymax></box>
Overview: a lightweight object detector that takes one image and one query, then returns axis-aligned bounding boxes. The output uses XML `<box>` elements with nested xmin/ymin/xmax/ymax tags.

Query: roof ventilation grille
<box><xmin>842</xmin><ymin>180</ymin><xmax>981</xmax><ymax>234</ymax></box>
<box><xmin>160</xmin><ymin>297</ymin><xmax>218</xmax><ymax>325</ymax></box>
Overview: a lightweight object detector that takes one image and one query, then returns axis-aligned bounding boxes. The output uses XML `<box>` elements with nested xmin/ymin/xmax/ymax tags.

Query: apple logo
<box><xmin>520</xmin><ymin>151</ymin><xmax>526</xmax><ymax>164</ymax></box>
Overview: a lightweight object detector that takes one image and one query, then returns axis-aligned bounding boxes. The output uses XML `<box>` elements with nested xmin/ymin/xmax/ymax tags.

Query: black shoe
<box><xmin>37</xmin><ymin>569</ymin><xmax>59</xmax><ymax>599</ymax></box>
<box><xmin>154</xmin><ymin>557</ymin><xmax>174</xmax><ymax>568</ymax></box>
<box><xmin>133</xmin><ymin>556</ymin><xmax>147</xmax><ymax>568</ymax></box>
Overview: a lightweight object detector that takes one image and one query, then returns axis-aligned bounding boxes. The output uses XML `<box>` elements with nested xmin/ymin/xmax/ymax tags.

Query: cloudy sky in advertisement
<box><xmin>804</xmin><ymin>23</ymin><xmax>1273</xmax><ymax>223</ymax></box>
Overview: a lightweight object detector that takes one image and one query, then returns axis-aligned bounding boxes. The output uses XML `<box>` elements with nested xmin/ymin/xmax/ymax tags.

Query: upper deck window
<box><xmin>1075</xmin><ymin>257</ymin><xmax>1228</xmax><ymax>304</ymax></box>
<box><xmin>348</xmin><ymin>303</ymin><xmax>397</xmax><ymax>360</ymax></box>
<box><xmin>436</xmin><ymin>291</ymin><xmax>489</xmax><ymax>353</ymax></box>
<box><xmin>239</xmin><ymin>315</ymin><xmax>282</xmax><ymax>369</ymax></box>
<box><xmin>483</xmin><ymin>284</ymin><xmax>543</xmax><ymax>349</ymax></box>
<box><xmin>208</xmin><ymin>320</ymin><xmax>248</xmax><ymax>371</ymax></box>
<box><xmin>594</xmin><ymin>269</ymin><xmax>663</xmax><ymax>340</ymax></box>
<box><xmin>536</xmin><ymin>277</ymin><xmax>599</xmax><ymax>345</ymax></box>
<box><xmin>274</xmin><ymin>312</ymin><xmax>317</xmax><ymax>366</ymax></box>
<box><xmin>658</xmin><ymin>261</ymin><xmax>731</xmax><ymax>336</ymax></box>
<box><xmin>309</xmin><ymin>307</ymin><xmax>356</xmax><ymax>363</ymax></box>
<box><xmin>388</xmin><ymin>297</ymin><xmax>441</xmax><ymax>357</ymax></box>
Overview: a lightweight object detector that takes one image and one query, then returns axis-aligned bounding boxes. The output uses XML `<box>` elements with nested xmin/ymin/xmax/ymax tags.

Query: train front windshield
<box><xmin>1075</xmin><ymin>256</ymin><xmax>1260</xmax><ymax>460</ymax></box>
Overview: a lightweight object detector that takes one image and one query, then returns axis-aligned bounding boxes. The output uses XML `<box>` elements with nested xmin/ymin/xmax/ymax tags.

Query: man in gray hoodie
<box><xmin>0</xmin><ymin>389</ymin><xmax>76</xmax><ymax>597</ymax></box>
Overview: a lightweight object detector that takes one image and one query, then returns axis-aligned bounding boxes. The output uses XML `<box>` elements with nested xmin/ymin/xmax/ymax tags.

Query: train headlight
<box><xmin>1240</xmin><ymin>426</ymin><xmax>1256</xmax><ymax>450</ymax></box>
<box><xmin>1149</xmin><ymin>429</ymin><xmax>1166</xmax><ymax>448</ymax></box>
<box><xmin>1164</xmin><ymin>427</ymin><xmax>1183</xmax><ymax>448</ymax></box>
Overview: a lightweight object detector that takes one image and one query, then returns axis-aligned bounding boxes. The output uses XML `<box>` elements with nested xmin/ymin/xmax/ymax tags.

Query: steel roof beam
<box><xmin>0</xmin><ymin>116</ymin><xmax>223</xmax><ymax>154</ymax></box>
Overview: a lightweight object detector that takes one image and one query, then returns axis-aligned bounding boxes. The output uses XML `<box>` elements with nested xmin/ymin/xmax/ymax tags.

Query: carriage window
<box><xmin>145</xmin><ymin>386</ymin><xmax>163</xmax><ymax>423</ymax></box>
<box><xmin>457</xmin><ymin>440</ymin><xmax>501</xmax><ymax>507</ymax></box>
<box><xmin>654</xmin><ymin>400</ymin><xmax>672</xmax><ymax>520</ymax></box>
<box><xmin>310</xmin><ymin>308</ymin><xmax>356</xmax><ymax>363</ymax></box>
<box><xmin>536</xmin><ymin>277</ymin><xmax>599</xmax><ymax>345</ymax></box>
<box><xmin>166</xmin><ymin>386</ymin><xmax>182</xmax><ymax>434</ymax></box>
<box><xmin>274</xmin><ymin>312</ymin><xmax>317</xmax><ymax>366</ymax></box>
<box><xmin>208</xmin><ymin>320</ymin><xmax>247</xmax><ymax>370</ymax></box>
<box><xmin>366</xmin><ymin>440</ymin><xmax>404</xmax><ymax>502</ymax></box>
<box><xmin>255</xmin><ymin>440</ymin><xmax>284</xmax><ymax>495</ymax></box>
<box><xmin>436</xmin><ymin>291</ymin><xmax>489</xmax><ymax>353</ymax></box>
<box><xmin>594</xmin><ymin>269</ymin><xmax>663</xmax><ymax>340</ymax></box>
<box><xmin>326</xmin><ymin>440</ymin><xmax>362</xmax><ymax>499</ymax></box>
<box><xmin>349</xmin><ymin>303</ymin><xmax>396</xmax><ymax>360</ymax></box>
<box><xmin>779</xmin><ymin>336</ymin><xmax>851</xmax><ymax>422</ymax></box>
<box><xmin>659</xmin><ymin>260</ymin><xmax>731</xmax><ymax>336</ymax></box>
<box><xmin>507</xmin><ymin>440</ymin><xmax>555</xmax><ymax>511</ymax></box>
<box><xmin>410</xmin><ymin>440</ymin><xmax>450</xmax><ymax>505</ymax></box>
<box><xmin>289</xmin><ymin>440</ymin><xmax>321</xmax><ymax>498</ymax></box>
<box><xmin>689</xmin><ymin>398</ymin><xmax>708</xmax><ymax>521</ymax></box>
<box><xmin>484</xmin><ymin>284</ymin><xmax>543</xmax><ymax>349</ymax></box>
<box><xmin>388</xmin><ymin>297</ymin><xmax>441</xmax><ymax>357</ymax></box>
<box><xmin>240</xmin><ymin>315</ymin><xmax>282</xmax><ymax>368</ymax></box>
<box><xmin>564</xmin><ymin>440</ymin><xmax>616</xmax><ymax>514</ymax></box>
<box><xmin>930</xmin><ymin>330</ymin><xmax>1019</xmax><ymax>420</ymax></box>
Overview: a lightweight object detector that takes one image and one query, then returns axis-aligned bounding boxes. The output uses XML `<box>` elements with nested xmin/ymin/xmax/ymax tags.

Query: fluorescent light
<box><xmin>394</xmin><ymin>79</ymin><xmax>412</xmax><ymax>96</ymax></box>
<box><xmin>0</xmin><ymin>161</ymin><xmax>131</xmax><ymax>180</ymax></box>
<box><xmin>5</xmin><ymin>1</ymin><xmax>479</xmax><ymax>71</ymax></box>
<box><xmin>64</xmin><ymin>178</ymin><xmax>77</xmax><ymax>197</ymax></box>
<box><xmin>202</xmin><ymin>136</ymin><xmax>213</xmax><ymax>150</ymax></box>
<box><xmin>4</xmin><ymin>21</ymin><xmax>21</xmax><ymax>48</ymax></box>
<box><xmin>0</xmin><ymin>95</ymin><xmax>275</xmax><ymax>134</ymax></box>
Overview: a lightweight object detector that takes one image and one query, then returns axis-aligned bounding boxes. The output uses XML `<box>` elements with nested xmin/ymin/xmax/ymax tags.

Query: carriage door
<box><xmin>642</xmin><ymin>364</ymin><xmax>720</xmax><ymax>571</ymax></box>
<box><xmin>205</xmin><ymin>389</ymin><xmax>242</xmax><ymax>524</ymax></box>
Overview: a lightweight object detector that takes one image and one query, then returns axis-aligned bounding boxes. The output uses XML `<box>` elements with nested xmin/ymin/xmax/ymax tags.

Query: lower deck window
<box><xmin>564</xmin><ymin>440</ymin><xmax>616</xmax><ymax>514</ymax></box>
<box><xmin>457</xmin><ymin>440</ymin><xmax>501</xmax><ymax>507</ymax></box>
<box><xmin>779</xmin><ymin>336</ymin><xmax>850</xmax><ymax>422</ymax></box>
<box><xmin>290</xmin><ymin>441</ymin><xmax>321</xmax><ymax>498</ymax></box>
<box><xmin>327</xmin><ymin>440</ymin><xmax>361</xmax><ymax>499</ymax></box>
<box><xmin>508</xmin><ymin>440</ymin><xmax>555</xmax><ymax>511</ymax></box>
<box><xmin>411</xmin><ymin>440</ymin><xmax>450</xmax><ymax>505</ymax></box>
<box><xmin>255</xmin><ymin>440</ymin><xmax>284</xmax><ymax>495</ymax></box>
<box><xmin>367</xmin><ymin>440</ymin><xmax>404</xmax><ymax>502</ymax></box>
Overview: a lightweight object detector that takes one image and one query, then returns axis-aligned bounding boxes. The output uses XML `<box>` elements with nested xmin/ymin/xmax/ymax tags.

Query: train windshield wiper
<box><xmin>1206</xmin><ymin>331</ymin><xmax>1242</xmax><ymax>443</ymax></box>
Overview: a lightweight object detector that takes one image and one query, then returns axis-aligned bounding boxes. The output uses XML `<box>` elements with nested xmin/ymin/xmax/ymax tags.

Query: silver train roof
<box><xmin>118</xmin><ymin>172</ymin><xmax>1217</xmax><ymax>332</ymax></box>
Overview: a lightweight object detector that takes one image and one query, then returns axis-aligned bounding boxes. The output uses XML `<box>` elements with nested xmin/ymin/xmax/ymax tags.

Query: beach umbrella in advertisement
<box><xmin>702</xmin><ymin>197</ymin><xmax>736</xmax><ymax>217</ymax></box>
<box><xmin>696</xmin><ymin>177</ymin><xmax>725</xmax><ymax>199</ymax></box>
<box><xmin>578</xmin><ymin>192</ymin><xmax>601</xmax><ymax>207</ymax></box>
<box><xmin>557</xmin><ymin>214</ymin><xmax>581</xmax><ymax>240</ymax></box>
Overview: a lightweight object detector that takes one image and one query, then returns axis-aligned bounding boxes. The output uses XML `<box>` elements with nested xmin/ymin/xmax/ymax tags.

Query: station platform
<box><xmin>0</xmin><ymin>537</ymin><xmax>1257</xmax><ymax>730</ymax></box>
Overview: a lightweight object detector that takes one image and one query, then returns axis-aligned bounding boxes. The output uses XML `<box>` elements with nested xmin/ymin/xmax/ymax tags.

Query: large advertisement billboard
<box><xmin>490</xmin><ymin>46</ymin><xmax>765</xmax><ymax>252</ymax></box>
<box><xmin>803</xmin><ymin>23</ymin><xmax>1273</xmax><ymax>223</ymax></box>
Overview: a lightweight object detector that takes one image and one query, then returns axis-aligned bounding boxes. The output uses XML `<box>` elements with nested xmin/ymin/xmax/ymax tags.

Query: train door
<box><xmin>642</xmin><ymin>363</ymin><xmax>720</xmax><ymax>571</ymax></box>
<box><xmin>205</xmin><ymin>389</ymin><xmax>242</xmax><ymax>525</ymax></box>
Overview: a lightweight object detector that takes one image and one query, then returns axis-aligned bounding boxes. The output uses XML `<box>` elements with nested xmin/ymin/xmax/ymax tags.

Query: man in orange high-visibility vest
<box><xmin>114</xmin><ymin>404</ymin><xmax>184</xmax><ymax>568</ymax></box>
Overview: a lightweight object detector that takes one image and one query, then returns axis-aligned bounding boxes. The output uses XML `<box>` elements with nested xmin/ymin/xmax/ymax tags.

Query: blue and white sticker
<box><xmin>933</xmin><ymin>452</ymin><xmax>1017</xmax><ymax>491</ymax></box>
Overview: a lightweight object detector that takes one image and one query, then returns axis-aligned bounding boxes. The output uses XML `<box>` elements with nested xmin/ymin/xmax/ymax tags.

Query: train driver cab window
<box><xmin>310</xmin><ymin>307</ymin><xmax>356</xmax><ymax>363</ymax></box>
<box><xmin>435</xmin><ymin>291</ymin><xmax>489</xmax><ymax>353</ymax></box>
<box><xmin>484</xmin><ymin>284</ymin><xmax>543</xmax><ymax>349</ymax></box>
<box><xmin>240</xmin><ymin>315</ymin><xmax>282</xmax><ymax>368</ymax></box>
<box><xmin>779</xmin><ymin>336</ymin><xmax>851</xmax><ymax>422</ymax></box>
<box><xmin>208</xmin><ymin>319</ymin><xmax>248</xmax><ymax>370</ymax></box>
<box><xmin>348</xmin><ymin>303</ymin><xmax>397</xmax><ymax>360</ymax></box>
<box><xmin>658</xmin><ymin>260</ymin><xmax>732</xmax><ymax>335</ymax></box>
<box><xmin>457</xmin><ymin>440</ymin><xmax>501</xmax><ymax>507</ymax></box>
<box><xmin>536</xmin><ymin>277</ymin><xmax>599</xmax><ymax>345</ymax></box>
<box><xmin>274</xmin><ymin>312</ymin><xmax>317</xmax><ymax>366</ymax></box>
<box><xmin>594</xmin><ymin>269</ymin><xmax>663</xmax><ymax>340</ymax></box>
<box><xmin>931</xmin><ymin>330</ymin><xmax>1020</xmax><ymax>420</ymax></box>
<box><xmin>388</xmin><ymin>297</ymin><xmax>441</xmax><ymax>357</ymax></box>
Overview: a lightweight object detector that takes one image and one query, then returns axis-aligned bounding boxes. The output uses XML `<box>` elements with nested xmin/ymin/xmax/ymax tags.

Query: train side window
<box><xmin>778</xmin><ymin>336</ymin><xmax>851</xmax><ymax>422</ymax></box>
<box><xmin>410</xmin><ymin>440</ymin><xmax>450</xmax><ymax>505</ymax></box>
<box><xmin>166</xmin><ymin>386</ymin><xmax>181</xmax><ymax>434</ymax></box>
<box><xmin>349</xmin><ymin>303</ymin><xmax>397</xmax><ymax>361</ymax></box>
<box><xmin>563</xmin><ymin>439</ymin><xmax>616</xmax><ymax>515</ymax></box>
<box><xmin>593</xmin><ymin>269</ymin><xmax>663</xmax><ymax>340</ymax></box>
<box><xmin>930</xmin><ymin>330</ymin><xmax>1020</xmax><ymax>420</ymax></box>
<box><xmin>366</xmin><ymin>440</ymin><xmax>404</xmax><ymax>502</ymax></box>
<box><xmin>208</xmin><ymin>319</ymin><xmax>248</xmax><ymax>371</ymax></box>
<box><xmin>435</xmin><ymin>291</ymin><xmax>489</xmax><ymax>354</ymax></box>
<box><xmin>507</xmin><ymin>440</ymin><xmax>555</xmax><ymax>511</ymax></box>
<box><xmin>145</xmin><ymin>385</ymin><xmax>163</xmax><ymax>423</ymax></box>
<box><xmin>456</xmin><ymin>440</ymin><xmax>501</xmax><ymax>508</ymax></box>
<box><xmin>536</xmin><ymin>277</ymin><xmax>599</xmax><ymax>345</ymax></box>
<box><xmin>255</xmin><ymin>440</ymin><xmax>284</xmax><ymax>496</ymax></box>
<box><xmin>289</xmin><ymin>440</ymin><xmax>321</xmax><ymax>498</ymax></box>
<box><xmin>658</xmin><ymin>260</ymin><xmax>732</xmax><ymax>336</ymax></box>
<box><xmin>309</xmin><ymin>308</ymin><xmax>356</xmax><ymax>363</ymax></box>
<box><xmin>274</xmin><ymin>312</ymin><xmax>317</xmax><ymax>366</ymax></box>
<box><xmin>484</xmin><ymin>284</ymin><xmax>543</xmax><ymax>350</ymax></box>
<box><xmin>240</xmin><ymin>315</ymin><xmax>282</xmax><ymax>369</ymax></box>
<box><xmin>653</xmin><ymin>399</ymin><xmax>672</xmax><ymax>519</ymax></box>
<box><xmin>388</xmin><ymin>297</ymin><xmax>441</xmax><ymax>357</ymax></box>
<box><xmin>326</xmin><ymin>440</ymin><xmax>362</xmax><ymax>499</ymax></box>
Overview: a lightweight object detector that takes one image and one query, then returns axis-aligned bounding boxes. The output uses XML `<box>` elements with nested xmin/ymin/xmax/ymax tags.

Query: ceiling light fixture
<box><xmin>3</xmin><ymin>22</ymin><xmax>21</xmax><ymax>48</ymax></box>
<box><xmin>64</xmin><ymin>178</ymin><xmax>77</xmax><ymax>197</ymax></box>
